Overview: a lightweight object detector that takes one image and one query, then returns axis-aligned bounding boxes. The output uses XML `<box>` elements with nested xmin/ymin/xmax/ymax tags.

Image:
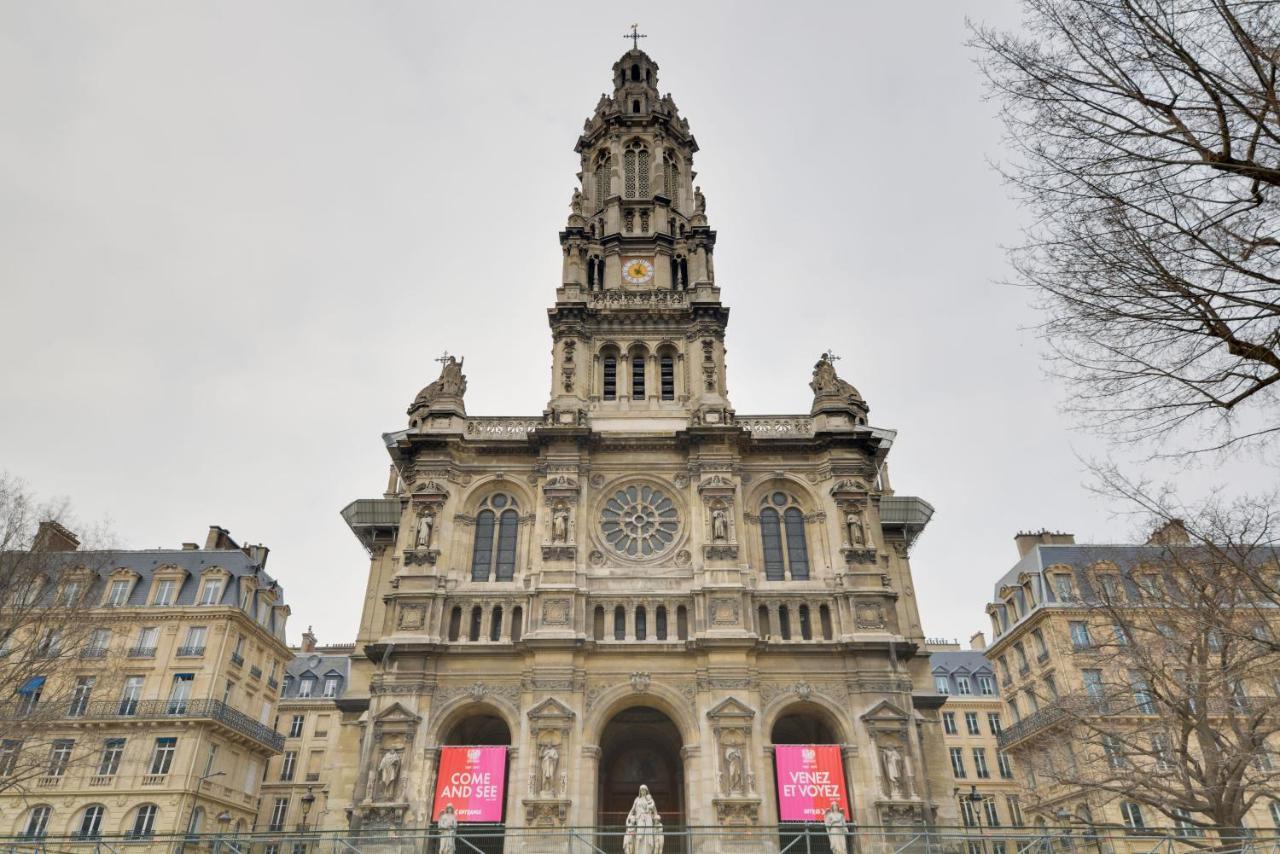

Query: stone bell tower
<box><xmin>549</xmin><ymin>47</ymin><xmax>731</xmax><ymax>431</ymax></box>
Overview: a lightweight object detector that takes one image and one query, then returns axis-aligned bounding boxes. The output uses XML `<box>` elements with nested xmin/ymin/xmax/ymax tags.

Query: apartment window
<box><xmin>956</xmin><ymin>676</ymin><xmax>972</xmax><ymax>696</ymax></box>
<box><xmin>280</xmin><ymin>751</ymin><xmax>297</xmax><ymax>782</ymax></box>
<box><xmin>17</xmin><ymin>676</ymin><xmax>43</xmax><ymax>715</ymax></box>
<box><xmin>1131</xmin><ymin>673</ymin><xmax>1155</xmax><ymax>714</ymax></box>
<box><xmin>943</xmin><ymin>712</ymin><xmax>957</xmax><ymax>735</ymax></box>
<box><xmin>47</xmin><ymin>739</ymin><xmax>74</xmax><ymax>777</ymax></box>
<box><xmin>1103</xmin><ymin>735</ymin><xmax>1127</xmax><ymax>769</ymax></box>
<box><xmin>36</xmin><ymin>628</ymin><xmax>61</xmax><ymax>657</ymax></box>
<box><xmin>233</xmin><ymin>634</ymin><xmax>245</xmax><ymax>657</ymax></box>
<box><xmin>150</xmin><ymin>738</ymin><xmax>177</xmax><ymax>775</ymax></box>
<box><xmin>984</xmin><ymin>799</ymin><xmax>1001</xmax><ymax>827</ymax></box>
<box><xmin>86</xmin><ymin>628</ymin><xmax>110</xmax><ymax>654</ymax></box>
<box><xmin>135</xmin><ymin>626</ymin><xmax>158</xmax><ymax>653</ymax></box>
<box><xmin>1006</xmin><ymin>795</ymin><xmax>1024</xmax><ymax>827</ymax></box>
<box><xmin>1114</xmin><ymin>623</ymin><xmax>1132</xmax><ymax>646</ymax></box>
<box><xmin>69</xmin><ymin>676</ymin><xmax>95</xmax><ymax>716</ymax></box>
<box><xmin>1270</xmin><ymin>800</ymin><xmax>1280</xmax><ymax>829</ymax></box>
<box><xmin>23</xmin><ymin>805</ymin><xmax>51</xmax><ymax>839</ymax></box>
<box><xmin>935</xmin><ymin>676</ymin><xmax>950</xmax><ymax>695</ymax></box>
<box><xmin>183</xmin><ymin>626</ymin><xmax>207</xmax><ymax>652</ymax></box>
<box><xmin>1013</xmin><ymin>643</ymin><xmax>1029</xmax><ymax>671</ymax></box>
<box><xmin>997</xmin><ymin>751</ymin><xmax>1014</xmax><ymax>779</ymax></box>
<box><xmin>78</xmin><ymin>804</ymin><xmax>104</xmax><ymax>839</ymax></box>
<box><xmin>199</xmin><ymin>579</ymin><xmax>223</xmax><ymax>605</ymax></box>
<box><xmin>168</xmin><ymin>673</ymin><xmax>194</xmax><ymax>714</ymax></box>
<box><xmin>0</xmin><ymin>740</ymin><xmax>21</xmax><ymax>776</ymax></box>
<box><xmin>269</xmin><ymin>797</ymin><xmax>289</xmax><ymax>832</ymax></box>
<box><xmin>106</xmin><ymin>579</ymin><xmax>130</xmax><ymax>607</ymax></box>
<box><xmin>152</xmin><ymin>579</ymin><xmax>176</xmax><ymax>606</ymax></box>
<box><xmin>1082</xmin><ymin>669</ymin><xmax>1104</xmax><ymax>700</ymax></box>
<box><xmin>950</xmin><ymin>747</ymin><xmax>966</xmax><ymax>778</ymax></box>
<box><xmin>977</xmin><ymin>675</ymin><xmax>995</xmax><ymax>696</ymax></box>
<box><xmin>1031</xmin><ymin>628</ymin><xmax>1048</xmax><ymax>658</ymax></box>
<box><xmin>1069</xmin><ymin>621</ymin><xmax>1091</xmax><ymax>649</ymax></box>
<box><xmin>130</xmin><ymin>804</ymin><xmax>157</xmax><ymax>839</ymax></box>
<box><xmin>298</xmin><ymin>678</ymin><xmax>314</xmax><ymax>698</ymax></box>
<box><xmin>960</xmin><ymin>712</ymin><xmax>978</xmax><ymax>735</ymax></box>
<box><xmin>960</xmin><ymin>799</ymin><xmax>977</xmax><ymax>827</ymax></box>
<box><xmin>289</xmin><ymin>715</ymin><xmax>305</xmax><ymax>738</ymax></box>
<box><xmin>1054</xmin><ymin>574</ymin><xmax>1074</xmax><ymax>601</ymax></box>
<box><xmin>323</xmin><ymin>677</ymin><xmax>339</xmax><ymax>698</ymax></box>
<box><xmin>973</xmin><ymin>748</ymin><xmax>990</xmax><ymax>779</ymax></box>
<box><xmin>1173</xmin><ymin>807</ymin><xmax>1203</xmax><ymax>838</ymax></box>
<box><xmin>1025</xmin><ymin>689</ymin><xmax>1039</xmax><ymax>713</ymax></box>
<box><xmin>57</xmin><ymin>580</ymin><xmax>82</xmax><ymax>607</ymax></box>
<box><xmin>987</xmin><ymin>713</ymin><xmax>1002</xmax><ymax>735</ymax></box>
<box><xmin>1152</xmin><ymin>734</ymin><xmax>1173</xmax><ymax>771</ymax></box>
<box><xmin>1008</xmin><ymin>695</ymin><xmax>1020</xmax><ymax>722</ymax></box>
<box><xmin>98</xmin><ymin>739</ymin><xmax>125</xmax><ymax>776</ymax></box>
<box><xmin>1120</xmin><ymin>801</ymin><xmax>1145</xmax><ymax>830</ymax></box>
<box><xmin>1138</xmin><ymin>575</ymin><xmax>1163</xmax><ymax>600</ymax></box>
<box><xmin>204</xmin><ymin>743</ymin><xmax>219</xmax><ymax>777</ymax></box>
<box><xmin>222</xmin><ymin>679</ymin><xmax>234</xmax><ymax>706</ymax></box>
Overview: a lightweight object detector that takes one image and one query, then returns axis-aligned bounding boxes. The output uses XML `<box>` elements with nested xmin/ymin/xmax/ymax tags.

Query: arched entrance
<box><xmin>597</xmin><ymin>706</ymin><xmax>686</xmax><ymax>848</ymax></box>
<box><xmin>770</xmin><ymin>704</ymin><xmax>847</xmax><ymax>854</ymax></box>
<box><xmin>440</xmin><ymin>707</ymin><xmax>512</xmax><ymax>852</ymax></box>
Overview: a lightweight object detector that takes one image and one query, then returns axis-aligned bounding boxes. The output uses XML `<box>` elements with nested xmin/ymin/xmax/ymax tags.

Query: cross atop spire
<box><xmin>624</xmin><ymin>24</ymin><xmax>647</xmax><ymax>50</ymax></box>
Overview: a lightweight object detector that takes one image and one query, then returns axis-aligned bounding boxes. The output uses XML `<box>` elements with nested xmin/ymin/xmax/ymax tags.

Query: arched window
<box><xmin>22</xmin><ymin>805</ymin><xmax>50</xmax><ymax>839</ymax></box>
<box><xmin>778</xmin><ymin>605</ymin><xmax>792</xmax><ymax>640</ymax></box>
<box><xmin>447</xmin><ymin>607</ymin><xmax>462</xmax><ymax>642</ymax></box>
<box><xmin>758</xmin><ymin>605</ymin><xmax>771</xmax><ymax>638</ymax></box>
<box><xmin>593</xmin><ymin>606</ymin><xmax>605</xmax><ymax>640</ymax></box>
<box><xmin>759</xmin><ymin>492</ymin><xmax>810</xmax><ymax>580</ymax></box>
<box><xmin>635</xmin><ymin>606</ymin><xmax>647</xmax><ymax>641</ymax></box>
<box><xmin>663</xmin><ymin>151</ymin><xmax>679</xmax><ymax>201</ymax></box>
<box><xmin>603</xmin><ymin>354</ymin><xmax>618</xmax><ymax>400</ymax></box>
<box><xmin>624</xmin><ymin>141</ymin><xmax>649</xmax><ymax>199</ymax></box>
<box><xmin>819</xmin><ymin>604</ymin><xmax>833</xmax><ymax>640</ymax></box>
<box><xmin>77</xmin><ymin>804</ymin><xmax>105</xmax><ymax>839</ymax></box>
<box><xmin>129</xmin><ymin>804</ymin><xmax>158</xmax><ymax>840</ymax></box>
<box><xmin>489</xmin><ymin>606</ymin><xmax>503</xmax><ymax>642</ymax></box>
<box><xmin>510</xmin><ymin>606</ymin><xmax>522</xmax><ymax>643</ymax></box>
<box><xmin>469</xmin><ymin>606</ymin><xmax>483</xmax><ymax>642</ymax></box>
<box><xmin>471</xmin><ymin>494</ymin><xmax>520</xmax><ymax>581</ymax></box>
<box><xmin>594</xmin><ymin>151</ymin><xmax>611</xmax><ymax>211</ymax></box>
<box><xmin>659</xmin><ymin>353</ymin><xmax>675</xmax><ymax>400</ymax></box>
<box><xmin>676</xmin><ymin>605</ymin><xmax>689</xmax><ymax>640</ymax></box>
<box><xmin>631</xmin><ymin>353</ymin><xmax>646</xmax><ymax>399</ymax></box>
<box><xmin>587</xmin><ymin>255</ymin><xmax>603</xmax><ymax>291</ymax></box>
<box><xmin>614</xmin><ymin>606</ymin><xmax>626</xmax><ymax>640</ymax></box>
<box><xmin>799</xmin><ymin>605</ymin><xmax>813</xmax><ymax>640</ymax></box>
<box><xmin>632</xmin><ymin>99</ymin><xmax>641</xmax><ymax>114</ymax></box>
<box><xmin>655</xmin><ymin>606</ymin><xmax>668</xmax><ymax>640</ymax></box>
<box><xmin>631</xmin><ymin>64</ymin><xmax>640</xmax><ymax>82</ymax></box>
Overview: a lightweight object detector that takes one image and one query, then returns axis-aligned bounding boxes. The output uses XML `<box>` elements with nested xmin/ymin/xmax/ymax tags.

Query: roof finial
<box><xmin>624</xmin><ymin>23</ymin><xmax>647</xmax><ymax>51</ymax></box>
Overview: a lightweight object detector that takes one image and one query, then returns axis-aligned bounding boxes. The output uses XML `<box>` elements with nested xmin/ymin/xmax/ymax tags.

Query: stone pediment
<box><xmin>372</xmin><ymin>702</ymin><xmax>421</xmax><ymax>725</ymax></box>
<box><xmin>861</xmin><ymin>699</ymin><xmax>910</xmax><ymax>726</ymax></box>
<box><xmin>527</xmin><ymin>697</ymin><xmax>576</xmax><ymax>723</ymax></box>
<box><xmin>706</xmin><ymin>697</ymin><xmax>755</xmax><ymax>723</ymax></box>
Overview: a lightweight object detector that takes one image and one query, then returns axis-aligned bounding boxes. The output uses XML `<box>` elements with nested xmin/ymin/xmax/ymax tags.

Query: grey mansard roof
<box><xmin>282</xmin><ymin>650</ymin><xmax>351</xmax><ymax>699</ymax></box>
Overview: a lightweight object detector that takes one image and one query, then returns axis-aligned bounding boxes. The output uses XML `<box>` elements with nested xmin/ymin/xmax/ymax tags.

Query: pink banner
<box><xmin>432</xmin><ymin>746</ymin><xmax>507</xmax><ymax>822</ymax></box>
<box><xmin>774</xmin><ymin>744</ymin><xmax>849</xmax><ymax>822</ymax></box>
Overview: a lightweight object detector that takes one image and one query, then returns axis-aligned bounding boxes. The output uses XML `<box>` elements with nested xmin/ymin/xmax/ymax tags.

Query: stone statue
<box><xmin>724</xmin><ymin>745</ymin><xmax>743</xmax><ymax>793</ymax></box>
<box><xmin>409</xmin><ymin>355</ymin><xmax>467</xmax><ymax>418</ymax></box>
<box><xmin>711</xmin><ymin>507</ymin><xmax>729</xmax><ymax>542</ymax></box>
<box><xmin>415</xmin><ymin>511</ymin><xmax>435</xmax><ymax>549</ymax></box>
<box><xmin>809</xmin><ymin>352</ymin><xmax>865</xmax><ymax>411</ymax></box>
<box><xmin>694</xmin><ymin>186</ymin><xmax>706</xmax><ymax>215</ymax></box>
<box><xmin>539</xmin><ymin>743</ymin><xmax>560</xmax><ymax>794</ymax></box>
<box><xmin>624</xmin><ymin>784</ymin><xmax>663</xmax><ymax>854</ymax></box>
<box><xmin>377</xmin><ymin>749</ymin><xmax>401</xmax><ymax>801</ymax></box>
<box><xmin>845</xmin><ymin>511</ymin><xmax>863</xmax><ymax>547</ymax></box>
<box><xmin>570</xmin><ymin>188</ymin><xmax>583</xmax><ymax>217</ymax></box>
<box><xmin>436</xmin><ymin>804</ymin><xmax>457</xmax><ymax>854</ymax></box>
<box><xmin>880</xmin><ymin>745</ymin><xmax>905</xmax><ymax>799</ymax></box>
<box><xmin>551</xmin><ymin>505</ymin><xmax>571</xmax><ymax>544</ymax></box>
<box><xmin>824</xmin><ymin>802</ymin><xmax>850</xmax><ymax>854</ymax></box>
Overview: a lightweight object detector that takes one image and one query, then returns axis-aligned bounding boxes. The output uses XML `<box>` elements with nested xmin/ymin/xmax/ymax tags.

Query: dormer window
<box><xmin>1053</xmin><ymin>573</ymin><xmax>1075</xmax><ymax>602</ymax></box>
<box><xmin>106</xmin><ymin>579</ymin><xmax>131</xmax><ymax>607</ymax></box>
<box><xmin>152</xmin><ymin>580</ymin><xmax>176</xmax><ymax>607</ymax></box>
<box><xmin>198</xmin><ymin>578</ymin><xmax>223</xmax><ymax>606</ymax></box>
<box><xmin>323</xmin><ymin>676</ymin><xmax>340</xmax><ymax>698</ymax></box>
<box><xmin>297</xmin><ymin>677</ymin><xmax>314</xmax><ymax>699</ymax></box>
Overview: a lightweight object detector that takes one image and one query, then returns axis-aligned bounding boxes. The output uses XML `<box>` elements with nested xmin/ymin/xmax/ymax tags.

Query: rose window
<box><xmin>601</xmin><ymin>484</ymin><xmax>679</xmax><ymax>558</ymax></box>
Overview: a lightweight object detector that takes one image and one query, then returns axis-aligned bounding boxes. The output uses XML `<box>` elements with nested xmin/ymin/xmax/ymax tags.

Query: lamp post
<box><xmin>1055</xmin><ymin>809</ymin><xmax>1077</xmax><ymax>854</ymax></box>
<box><xmin>177</xmin><ymin>770</ymin><xmax>225</xmax><ymax>853</ymax></box>
<box><xmin>963</xmin><ymin>785</ymin><xmax>986</xmax><ymax>854</ymax></box>
<box><xmin>297</xmin><ymin>786</ymin><xmax>316</xmax><ymax>851</ymax></box>
<box><xmin>215</xmin><ymin>811</ymin><xmax>231</xmax><ymax>854</ymax></box>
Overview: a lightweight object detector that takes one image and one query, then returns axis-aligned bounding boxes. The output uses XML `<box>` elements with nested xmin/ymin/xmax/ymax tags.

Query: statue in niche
<box><xmin>551</xmin><ymin>504</ymin><xmax>571</xmax><ymax>544</ymax></box>
<box><xmin>539</xmin><ymin>743</ymin><xmax>560</xmax><ymax>794</ymax></box>
<box><xmin>824</xmin><ymin>802</ymin><xmax>850</xmax><ymax>854</ymax></box>
<box><xmin>415</xmin><ymin>510</ymin><xmax>435</xmax><ymax>550</ymax></box>
<box><xmin>377</xmin><ymin>748</ymin><xmax>401</xmax><ymax>801</ymax></box>
<box><xmin>724</xmin><ymin>745</ymin><xmax>744</xmax><ymax>793</ymax></box>
<box><xmin>436</xmin><ymin>804</ymin><xmax>457</xmax><ymax>854</ymax></box>
<box><xmin>880</xmin><ymin>744</ymin><xmax>906</xmax><ymax>799</ymax></box>
<box><xmin>694</xmin><ymin>186</ymin><xmax>706</xmax><ymax>215</ymax></box>
<box><xmin>624</xmin><ymin>785</ymin><xmax>663</xmax><ymax>854</ymax></box>
<box><xmin>711</xmin><ymin>507</ymin><xmax>730</xmax><ymax>542</ymax></box>
<box><xmin>845</xmin><ymin>511</ymin><xmax>864</xmax><ymax>548</ymax></box>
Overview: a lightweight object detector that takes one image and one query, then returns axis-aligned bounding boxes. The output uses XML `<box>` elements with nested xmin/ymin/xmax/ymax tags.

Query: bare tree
<box><xmin>1012</xmin><ymin>495</ymin><xmax>1280</xmax><ymax>839</ymax></box>
<box><xmin>972</xmin><ymin>0</ymin><xmax>1280</xmax><ymax>455</ymax></box>
<box><xmin>0</xmin><ymin>473</ymin><xmax>118</xmax><ymax>798</ymax></box>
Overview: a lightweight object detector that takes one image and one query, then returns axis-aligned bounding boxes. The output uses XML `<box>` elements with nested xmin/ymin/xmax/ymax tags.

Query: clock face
<box><xmin>622</xmin><ymin>257</ymin><xmax>655</xmax><ymax>285</ymax></box>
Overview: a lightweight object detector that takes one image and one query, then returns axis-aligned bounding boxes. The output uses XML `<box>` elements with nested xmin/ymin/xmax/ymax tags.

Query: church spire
<box><xmin>547</xmin><ymin>48</ymin><xmax>729</xmax><ymax>430</ymax></box>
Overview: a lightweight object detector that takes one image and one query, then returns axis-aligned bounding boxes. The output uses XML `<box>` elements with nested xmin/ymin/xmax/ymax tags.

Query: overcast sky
<box><xmin>2</xmin><ymin>2</ymin><xmax>1267</xmax><ymax>648</ymax></box>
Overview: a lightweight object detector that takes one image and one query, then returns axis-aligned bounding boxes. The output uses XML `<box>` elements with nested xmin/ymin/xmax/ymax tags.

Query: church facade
<box><xmin>336</xmin><ymin>47</ymin><xmax>955</xmax><ymax>846</ymax></box>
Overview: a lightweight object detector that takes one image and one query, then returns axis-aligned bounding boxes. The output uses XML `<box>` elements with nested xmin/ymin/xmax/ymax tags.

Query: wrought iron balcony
<box><xmin>250</xmin><ymin>665</ymin><xmax>262</xmax><ymax>680</ymax></box>
<box><xmin>998</xmin><ymin>694</ymin><xmax>1111</xmax><ymax>749</ymax></box>
<box><xmin>176</xmin><ymin>645</ymin><xmax>205</xmax><ymax>657</ymax></box>
<box><xmin>267</xmin><ymin>677</ymin><xmax>279</xmax><ymax>691</ymax></box>
<box><xmin>230</xmin><ymin>652</ymin><xmax>244</xmax><ymax>667</ymax></box>
<box><xmin>79</xmin><ymin>647</ymin><xmax>108</xmax><ymax>659</ymax></box>
<box><xmin>0</xmin><ymin>699</ymin><xmax>283</xmax><ymax>752</ymax></box>
<box><xmin>126</xmin><ymin>646</ymin><xmax>156</xmax><ymax>658</ymax></box>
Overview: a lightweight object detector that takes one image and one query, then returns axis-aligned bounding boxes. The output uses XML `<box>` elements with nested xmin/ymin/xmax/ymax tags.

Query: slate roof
<box><xmin>282</xmin><ymin>650</ymin><xmax>351</xmax><ymax>699</ymax></box>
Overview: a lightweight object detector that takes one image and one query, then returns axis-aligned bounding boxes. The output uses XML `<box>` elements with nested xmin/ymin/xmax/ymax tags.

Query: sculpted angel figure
<box><xmin>437</xmin><ymin>804</ymin><xmax>457</xmax><ymax>854</ymax></box>
<box><xmin>824</xmin><ymin>802</ymin><xmax>849</xmax><ymax>854</ymax></box>
<box><xmin>624</xmin><ymin>784</ymin><xmax>663</xmax><ymax>854</ymax></box>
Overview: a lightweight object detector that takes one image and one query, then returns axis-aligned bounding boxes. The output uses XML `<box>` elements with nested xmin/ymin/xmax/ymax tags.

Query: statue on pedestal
<box><xmin>824</xmin><ymin>802</ymin><xmax>850</xmax><ymax>854</ymax></box>
<box><xmin>436</xmin><ymin>804</ymin><xmax>457</xmax><ymax>854</ymax></box>
<box><xmin>415</xmin><ymin>510</ymin><xmax>435</xmax><ymax>550</ymax></box>
<box><xmin>377</xmin><ymin>749</ymin><xmax>401</xmax><ymax>801</ymax></box>
<box><xmin>880</xmin><ymin>744</ymin><xmax>906</xmax><ymax>799</ymax></box>
<box><xmin>711</xmin><ymin>507</ymin><xmax>729</xmax><ymax>542</ymax></box>
<box><xmin>624</xmin><ymin>784</ymin><xmax>663</xmax><ymax>854</ymax></box>
<box><xmin>539</xmin><ymin>743</ymin><xmax>560</xmax><ymax>794</ymax></box>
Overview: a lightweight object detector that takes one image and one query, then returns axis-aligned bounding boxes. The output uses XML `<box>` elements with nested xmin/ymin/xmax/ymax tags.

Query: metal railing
<box><xmin>0</xmin><ymin>698</ymin><xmax>283</xmax><ymax>752</ymax></box>
<box><xmin>0</xmin><ymin>825</ymin><xmax>1275</xmax><ymax>854</ymax></box>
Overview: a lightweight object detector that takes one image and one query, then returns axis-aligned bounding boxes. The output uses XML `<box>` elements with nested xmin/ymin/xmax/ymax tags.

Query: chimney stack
<box><xmin>1146</xmin><ymin>519</ymin><xmax>1190</xmax><ymax>546</ymax></box>
<box><xmin>1014</xmin><ymin>529</ymin><xmax>1075</xmax><ymax>557</ymax></box>
<box><xmin>969</xmin><ymin>631</ymin><xmax>987</xmax><ymax>651</ymax></box>
<box><xmin>32</xmin><ymin>521</ymin><xmax>79</xmax><ymax>552</ymax></box>
<box><xmin>204</xmin><ymin>526</ymin><xmax>238</xmax><ymax>550</ymax></box>
<box><xmin>301</xmin><ymin>626</ymin><xmax>317</xmax><ymax>653</ymax></box>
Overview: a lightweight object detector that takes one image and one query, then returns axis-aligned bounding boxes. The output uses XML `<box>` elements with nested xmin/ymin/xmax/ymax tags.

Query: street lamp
<box><xmin>215</xmin><ymin>812</ymin><xmax>231</xmax><ymax>854</ymax></box>
<box><xmin>177</xmin><ymin>770</ymin><xmax>225</xmax><ymax>854</ymax></box>
<box><xmin>964</xmin><ymin>785</ymin><xmax>987</xmax><ymax>854</ymax></box>
<box><xmin>297</xmin><ymin>786</ymin><xmax>317</xmax><ymax>851</ymax></box>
